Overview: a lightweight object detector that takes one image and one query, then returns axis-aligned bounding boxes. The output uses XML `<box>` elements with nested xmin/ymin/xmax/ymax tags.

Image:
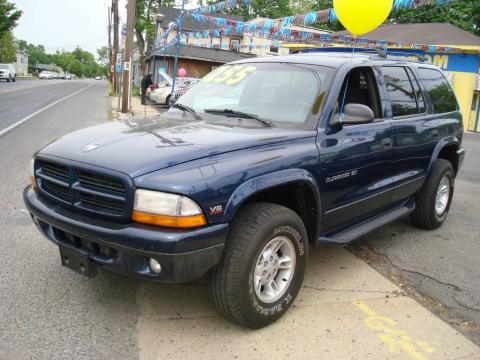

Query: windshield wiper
<box><xmin>204</xmin><ymin>108</ymin><xmax>272</xmax><ymax>127</ymax></box>
<box><xmin>172</xmin><ymin>103</ymin><xmax>202</xmax><ymax>120</ymax></box>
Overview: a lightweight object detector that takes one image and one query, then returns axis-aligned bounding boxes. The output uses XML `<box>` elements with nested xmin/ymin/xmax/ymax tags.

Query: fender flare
<box><xmin>223</xmin><ymin>169</ymin><xmax>321</xmax><ymax>236</ymax></box>
<box><xmin>427</xmin><ymin>136</ymin><xmax>459</xmax><ymax>176</ymax></box>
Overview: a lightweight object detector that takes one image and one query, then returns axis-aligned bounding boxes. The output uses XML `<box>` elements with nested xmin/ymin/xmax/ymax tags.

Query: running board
<box><xmin>317</xmin><ymin>199</ymin><xmax>415</xmax><ymax>246</ymax></box>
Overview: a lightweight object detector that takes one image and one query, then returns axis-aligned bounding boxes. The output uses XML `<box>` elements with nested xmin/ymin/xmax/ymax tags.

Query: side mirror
<box><xmin>331</xmin><ymin>103</ymin><xmax>375</xmax><ymax>126</ymax></box>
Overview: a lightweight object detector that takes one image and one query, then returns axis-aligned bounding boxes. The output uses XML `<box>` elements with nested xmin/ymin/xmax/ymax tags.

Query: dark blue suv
<box><xmin>24</xmin><ymin>53</ymin><xmax>465</xmax><ymax>328</ymax></box>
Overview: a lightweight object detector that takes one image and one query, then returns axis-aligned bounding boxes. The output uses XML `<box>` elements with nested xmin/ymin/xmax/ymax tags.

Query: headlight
<box><xmin>30</xmin><ymin>158</ymin><xmax>38</xmax><ymax>191</ymax></box>
<box><xmin>132</xmin><ymin>189</ymin><xmax>207</xmax><ymax>228</ymax></box>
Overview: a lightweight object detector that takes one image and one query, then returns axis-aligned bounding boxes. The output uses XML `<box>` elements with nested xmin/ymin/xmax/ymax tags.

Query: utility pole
<box><xmin>107</xmin><ymin>6</ymin><xmax>113</xmax><ymax>84</ymax></box>
<box><xmin>112</xmin><ymin>0</ymin><xmax>119</xmax><ymax>94</ymax></box>
<box><xmin>171</xmin><ymin>0</ymin><xmax>185</xmax><ymax>102</ymax></box>
<box><xmin>122</xmin><ymin>0</ymin><xmax>137</xmax><ymax>113</ymax></box>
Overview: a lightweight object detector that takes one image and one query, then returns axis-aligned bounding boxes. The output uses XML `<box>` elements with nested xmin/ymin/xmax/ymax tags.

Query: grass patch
<box><xmin>132</xmin><ymin>84</ymin><xmax>141</xmax><ymax>97</ymax></box>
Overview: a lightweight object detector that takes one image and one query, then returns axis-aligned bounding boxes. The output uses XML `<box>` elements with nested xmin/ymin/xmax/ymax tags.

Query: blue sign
<box><xmin>116</xmin><ymin>63</ymin><xmax>123</xmax><ymax>73</ymax></box>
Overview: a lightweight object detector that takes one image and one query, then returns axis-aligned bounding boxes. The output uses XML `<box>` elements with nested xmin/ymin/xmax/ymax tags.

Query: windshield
<box><xmin>0</xmin><ymin>64</ymin><xmax>9</xmax><ymax>69</ymax></box>
<box><xmin>176</xmin><ymin>62</ymin><xmax>333</xmax><ymax>128</ymax></box>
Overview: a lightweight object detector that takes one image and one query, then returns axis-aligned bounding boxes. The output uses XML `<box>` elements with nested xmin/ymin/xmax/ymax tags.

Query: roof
<box><xmin>232</xmin><ymin>52</ymin><xmax>439</xmax><ymax>69</ymax></box>
<box><xmin>155</xmin><ymin>45</ymin><xmax>255</xmax><ymax>64</ymax></box>
<box><xmin>336</xmin><ymin>23</ymin><xmax>480</xmax><ymax>46</ymax></box>
<box><xmin>158</xmin><ymin>6</ymin><xmax>243</xmax><ymax>32</ymax></box>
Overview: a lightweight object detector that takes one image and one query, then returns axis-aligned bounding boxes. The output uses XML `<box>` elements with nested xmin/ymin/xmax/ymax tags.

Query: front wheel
<box><xmin>411</xmin><ymin>159</ymin><xmax>454</xmax><ymax>230</ymax></box>
<box><xmin>208</xmin><ymin>203</ymin><xmax>308</xmax><ymax>329</ymax></box>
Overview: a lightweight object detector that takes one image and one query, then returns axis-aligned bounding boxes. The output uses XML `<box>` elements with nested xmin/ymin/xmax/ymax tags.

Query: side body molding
<box><xmin>427</xmin><ymin>136</ymin><xmax>459</xmax><ymax>176</ymax></box>
<box><xmin>223</xmin><ymin>168</ymin><xmax>321</xmax><ymax>225</ymax></box>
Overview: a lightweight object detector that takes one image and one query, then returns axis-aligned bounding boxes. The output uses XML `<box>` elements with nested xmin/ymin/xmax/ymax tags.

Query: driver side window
<box><xmin>336</xmin><ymin>67</ymin><xmax>383</xmax><ymax>122</ymax></box>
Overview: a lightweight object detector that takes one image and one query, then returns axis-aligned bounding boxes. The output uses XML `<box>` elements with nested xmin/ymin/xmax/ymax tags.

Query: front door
<box><xmin>318</xmin><ymin>66</ymin><xmax>394</xmax><ymax>232</ymax></box>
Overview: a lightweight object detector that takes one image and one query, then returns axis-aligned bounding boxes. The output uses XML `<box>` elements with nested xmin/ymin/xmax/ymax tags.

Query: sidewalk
<box><xmin>136</xmin><ymin>247</ymin><xmax>479</xmax><ymax>360</ymax></box>
<box><xmin>110</xmin><ymin>95</ymin><xmax>164</xmax><ymax>121</ymax></box>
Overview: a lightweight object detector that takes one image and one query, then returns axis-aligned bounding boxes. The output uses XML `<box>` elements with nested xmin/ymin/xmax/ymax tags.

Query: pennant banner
<box><xmin>155</xmin><ymin>28</ymin><xmax>461</xmax><ymax>55</ymax></box>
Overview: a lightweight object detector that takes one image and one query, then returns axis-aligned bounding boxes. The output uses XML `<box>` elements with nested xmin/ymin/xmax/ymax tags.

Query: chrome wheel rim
<box><xmin>253</xmin><ymin>236</ymin><xmax>296</xmax><ymax>304</ymax></box>
<box><xmin>435</xmin><ymin>175</ymin><xmax>450</xmax><ymax>216</ymax></box>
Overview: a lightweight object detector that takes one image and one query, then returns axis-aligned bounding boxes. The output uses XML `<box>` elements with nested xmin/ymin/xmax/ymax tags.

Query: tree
<box><xmin>0</xmin><ymin>30</ymin><xmax>16</xmax><ymax>62</ymax></box>
<box><xmin>57</xmin><ymin>52</ymin><xmax>76</xmax><ymax>74</ymax></box>
<box><xmin>134</xmin><ymin>0</ymin><xmax>174</xmax><ymax>77</ymax></box>
<box><xmin>97</xmin><ymin>46</ymin><xmax>109</xmax><ymax>65</ymax></box>
<box><xmin>70</xmin><ymin>59</ymin><xmax>84</xmax><ymax>77</ymax></box>
<box><xmin>0</xmin><ymin>0</ymin><xmax>22</xmax><ymax>36</ymax></box>
<box><xmin>389</xmin><ymin>0</ymin><xmax>480</xmax><ymax>35</ymax></box>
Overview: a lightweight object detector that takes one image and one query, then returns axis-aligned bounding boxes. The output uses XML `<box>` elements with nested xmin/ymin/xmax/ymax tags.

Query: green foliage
<box><xmin>17</xmin><ymin>40</ymin><xmax>104</xmax><ymax>77</ymax></box>
<box><xmin>0</xmin><ymin>0</ymin><xmax>22</xmax><ymax>36</ymax></box>
<box><xmin>390</xmin><ymin>0</ymin><xmax>480</xmax><ymax>35</ymax></box>
<box><xmin>0</xmin><ymin>30</ymin><xmax>15</xmax><ymax>62</ymax></box>
<box><xmin>96</xmin><ymin>46</ymin><xmax>108</xmax><ymax>65</ymax></box>
<box><xmin>132</xmin><ymin>84</ymin><xmax>141</xmax><ymax>96</ymax></box>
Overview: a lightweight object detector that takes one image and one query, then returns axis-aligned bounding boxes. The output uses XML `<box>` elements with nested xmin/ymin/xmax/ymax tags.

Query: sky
<box><xmin>12</xmin><ymin>0</ymin><xmax>127</xmax><ymax>56</ymax></box>
<box><xmin>12</xmin><ymin>0</ymin><xmax>201</xmax><ymax>57</ymax></box>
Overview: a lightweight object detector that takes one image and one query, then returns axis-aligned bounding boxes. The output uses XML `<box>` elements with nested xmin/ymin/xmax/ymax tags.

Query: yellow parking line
<box><xmin>353</xmin><ymin>300</ymin><xmax>435</xmax><ymax>360</ymax></box>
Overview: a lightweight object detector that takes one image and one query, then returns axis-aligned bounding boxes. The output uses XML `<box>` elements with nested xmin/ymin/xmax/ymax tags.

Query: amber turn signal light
<box><xmin>132</xmin><ymin>211</ymin><xmax>207</xmax><ymax>228</ymax></box>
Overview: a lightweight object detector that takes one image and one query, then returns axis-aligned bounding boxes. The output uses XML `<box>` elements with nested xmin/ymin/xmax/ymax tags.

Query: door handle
<box><xmin>381</xmin><ymin>138</ymin><xmax>393</xmax><ymax>149</ymax></box>
<box><xmin>432</xmin><ymin>130</ymin><xmax>440</xmax><ymax>139</ymax></box>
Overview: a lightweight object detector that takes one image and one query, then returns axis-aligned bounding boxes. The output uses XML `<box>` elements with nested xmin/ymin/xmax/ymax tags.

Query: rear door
<box><xmin>318</xmin><ymin>65</ymin><xmax>394</xmax><ymax>231</ymax></box>
<box><xmin>382</xmin><ymin>65</ymin><xmax>458</xmax><ymax>203</ymax></box>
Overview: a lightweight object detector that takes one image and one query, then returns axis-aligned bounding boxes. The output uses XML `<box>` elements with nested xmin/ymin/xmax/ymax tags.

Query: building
<box><xmin>331</xmin><ymin>24</ymin><xmax>480</xmax><ymax>132</ymax></box>
<box><xmin>147</xmin><ymin>7</ymin><xmax>329</xmax><ymax>82</ymax></box>
<box><xmin>15</xmin><ymin>49</ymin><xmax>28</xmax><ymax>76</ymax></box>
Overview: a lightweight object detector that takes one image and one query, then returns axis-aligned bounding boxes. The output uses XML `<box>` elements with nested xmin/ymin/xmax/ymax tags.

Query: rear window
<box><xmin>417</xmin><ymin>68</ymin><xmax>458</xmax><ymax>113</ymax></box>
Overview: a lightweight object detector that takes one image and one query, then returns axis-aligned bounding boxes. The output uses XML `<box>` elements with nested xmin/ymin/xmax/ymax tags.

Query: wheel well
<box><xmin>241</xmin><ymin>183</ymin><xmax>319</xmax><ymax>243</ymax></box>
<box><xmin>437</xmin><ymin>144</ymin><xmax>459</xmax><ymax>175</ymax></box>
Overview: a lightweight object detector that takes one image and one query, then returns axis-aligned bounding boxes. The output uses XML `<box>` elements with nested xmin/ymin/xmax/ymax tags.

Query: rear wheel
<box><xmin>166</xmin><ymin>95</ymin><xmax>171</xmax><ymax>106</ymax></box>
<box><xmin>208</xmin><ymin>203</ymin><xmax>308</xmax><ymax>329</ymax></box>
<box><xmin>411</xmin><ymin>159</ymin><xmax>454</xmax><ymax>230</ymax></box>
<box><xmin>12</xmin><ymin>75</ymin><xmax>16</xmax><ymax>82</ymax></box>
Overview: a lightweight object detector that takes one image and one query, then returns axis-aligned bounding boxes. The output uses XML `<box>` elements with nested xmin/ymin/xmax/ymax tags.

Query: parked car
<box><xmin>149</xmin><ymin>77</ymin><xmax>199</xmax><ymax>105</ymax></box>
<box><xmin>95</xmin><ymin>76</ymin><xmax>102</xmax><ymax>80</ymax></box>
<box><xmin>0</xmin><ymin>63</ymin><xmax>16</xmax><ymax>82</ymax></box>
<box><xmin>24</xmin><ymin>53</ymin><xmax>465</xmax><ymax>329</ymax></box>
<box><xmin>65</xmin><ymin>74</ymin><xmax>72</xmax><ymax>80</ymax></box>
<box><xmin>39</xmin><ymin>71</ymin><xmax>53</xmax><ymax>80</ymax></box>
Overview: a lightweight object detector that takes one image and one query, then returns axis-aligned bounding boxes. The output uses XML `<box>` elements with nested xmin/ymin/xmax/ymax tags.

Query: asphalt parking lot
<box><xmin>0</xmin><ymin>81</ymin><xmax>479</xmax><ymax>359</ymax></box>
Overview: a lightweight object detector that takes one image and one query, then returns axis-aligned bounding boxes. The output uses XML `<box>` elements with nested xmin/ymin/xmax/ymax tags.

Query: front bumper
<box><xmin>24</xmin><ymin>186</ymin><xmax>228</xmax><ymax>282</ymax></box>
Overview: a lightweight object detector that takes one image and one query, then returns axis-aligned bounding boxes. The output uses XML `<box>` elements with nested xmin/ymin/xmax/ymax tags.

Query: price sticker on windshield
<box><xmin>202</xmin><ymin>65</ymin><xmax>257</xmax><ymax>86</ymax></box>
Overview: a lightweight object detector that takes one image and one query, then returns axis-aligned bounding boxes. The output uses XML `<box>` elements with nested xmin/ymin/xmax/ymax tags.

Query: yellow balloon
<box><xmin>333</xmin><ymin>0</ymin><xmax>394</xmax><ymax>36</ymax></box>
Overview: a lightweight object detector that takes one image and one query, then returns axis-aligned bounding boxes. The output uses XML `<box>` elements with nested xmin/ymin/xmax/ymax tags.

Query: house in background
<box><xmin>15</xmin><ymin>49</ymin><xmax>29</xmax><ymax>76</ymax></box>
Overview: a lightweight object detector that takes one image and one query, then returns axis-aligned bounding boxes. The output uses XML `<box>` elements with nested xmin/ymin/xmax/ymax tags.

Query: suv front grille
<box><xmin>35</xmin><ymin>160</ymin><xmax>131</xmax><ymax>221</ymax></box>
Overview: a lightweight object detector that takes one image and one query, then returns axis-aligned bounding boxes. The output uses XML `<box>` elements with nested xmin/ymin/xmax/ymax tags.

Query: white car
<box><xmin>0</xmin><ymin>63</ymin><xmax>16</xmax><ymax>82</ymax></box>
<box><xmin>39</xmin><ymin>71</ymin><xmax>54</xmax><ymax>80</ymax></box>
<box><xmin>149</xmin><ymin>78</ymin><xmax>199</xmax><ymax>105</ymax></box>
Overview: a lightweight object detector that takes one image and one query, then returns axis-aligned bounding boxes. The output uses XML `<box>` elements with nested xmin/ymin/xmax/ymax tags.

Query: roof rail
<box><xmin>369</xmin><ymin>49</ymin><xmax>429</xmax><ymax>63</ymax></box>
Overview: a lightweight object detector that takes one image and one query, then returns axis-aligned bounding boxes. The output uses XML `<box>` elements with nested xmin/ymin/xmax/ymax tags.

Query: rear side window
<box><xmin>382</xmin><ymin>66</ymin><xmax>418</xmax><ymax>117</ymax></box>
<box><xmin>417</xmin><ymin>68</ymin><xmax>458</xmax><ymax>113</ymax></box>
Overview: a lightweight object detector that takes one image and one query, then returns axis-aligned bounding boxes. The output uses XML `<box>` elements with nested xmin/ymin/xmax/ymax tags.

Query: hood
<box><xmin>39</xmin><ymin>116</ymin><xmax>315</xmax><ymax>178</ymax></box>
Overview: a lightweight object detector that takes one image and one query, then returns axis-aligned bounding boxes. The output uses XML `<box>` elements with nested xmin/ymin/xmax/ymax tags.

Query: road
<box><xmin>0</xmin><ymin>80</ymin><xmax>478</xmax><ymax>359</ymax></box>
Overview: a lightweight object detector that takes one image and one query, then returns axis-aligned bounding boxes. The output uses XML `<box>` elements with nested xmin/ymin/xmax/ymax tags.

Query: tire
<box><xmin>411</xmin><ymin>159</ymin><xmax>454</xmax><ymax>230</ymax></box>
<box><xmin>12</xmin><ymin>75</ymin><xmax>16</xmax><ymax>82</ymax></box>
<box><xmin>208</xmin><ymin>202</ymin><xmax>308</xmax><ymax>329</ymax></box>
<box><xmin>6</xmin><ymin>76</ymin><xmax>10</xmax><ymax>82</ymax></box>
<box><xmin>166</xmin><ymin>95</ymin><xmax>171</xmax><ymax>106</ymax></box>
